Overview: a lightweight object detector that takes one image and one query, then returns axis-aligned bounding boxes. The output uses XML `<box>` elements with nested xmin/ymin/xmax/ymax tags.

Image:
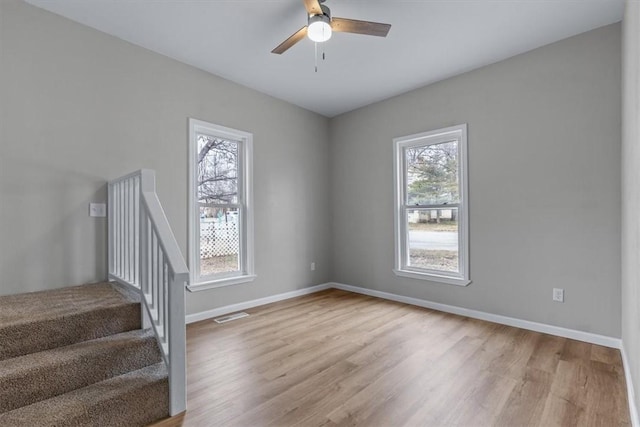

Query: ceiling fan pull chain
<box><xmin>315</xmin><ymin>42</ymin><xmax>318</xmax><ymax>72</ymax></box>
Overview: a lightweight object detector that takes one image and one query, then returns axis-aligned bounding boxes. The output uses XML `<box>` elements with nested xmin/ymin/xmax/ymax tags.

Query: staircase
<box><xmin>0</xmin><ymin>282</ymin><xmax>170</xmax><ymax>426</ymax></box>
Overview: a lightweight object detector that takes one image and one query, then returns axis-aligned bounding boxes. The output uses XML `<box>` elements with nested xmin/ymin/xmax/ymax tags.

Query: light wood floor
<box><xmin>152</xmin><ymin>289</ymin><xmax>630</xmax><ymax>426</ymax></box>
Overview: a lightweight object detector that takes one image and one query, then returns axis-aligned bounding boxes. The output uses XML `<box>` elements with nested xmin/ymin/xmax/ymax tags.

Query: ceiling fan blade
<box><xmin>331</xmin><ymin>17</ymin><xmax>391</xmax><ymax>37</ymax></box>
<box><xmin>271</xmin><ymin>26</ymin><xmax>308</xmax><ymax>54</ymax></box>
<box><xmin>303</xmin><ymin>0</ymin><xmax>323</xmax><ymax>16</ymax></box>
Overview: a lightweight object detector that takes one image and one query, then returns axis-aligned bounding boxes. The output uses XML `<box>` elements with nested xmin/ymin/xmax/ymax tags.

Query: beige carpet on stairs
<box><xmin>0</xmin><ymin>282</ymin><xmax>170</xmax><ymax>426</ymax></box>
<box><xmin>0</xmin><ymin>282</ymin><xmax>141</xmax><ymax>360</ymax></box>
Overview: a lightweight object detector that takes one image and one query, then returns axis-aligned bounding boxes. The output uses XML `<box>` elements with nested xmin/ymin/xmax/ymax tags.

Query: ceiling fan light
<box><xmin>308</xmin><ymin>15</ymin><xmax>332</xmax><ymax>42</ymax></box>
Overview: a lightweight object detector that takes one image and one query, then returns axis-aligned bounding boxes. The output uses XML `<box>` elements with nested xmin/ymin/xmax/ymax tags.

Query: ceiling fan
<box><xmin>271</xmin><ymin>0</ymin><xmax>391</xmax><ymax>54</ymax></box>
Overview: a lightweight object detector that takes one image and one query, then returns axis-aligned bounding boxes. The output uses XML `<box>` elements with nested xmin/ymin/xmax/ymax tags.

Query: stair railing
<box><xmin>107</xmin><ymin>169</ymin><xmax>188</xmax><ymax>416</ymax></box>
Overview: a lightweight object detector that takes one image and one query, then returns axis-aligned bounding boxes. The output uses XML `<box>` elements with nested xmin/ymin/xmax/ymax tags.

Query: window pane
<box><xmin>199</xmin><ymin>207</ymin><xmax>240</xmax><ymax>276</ymax></box>
<box><xmin>407</xmin><ymin>208</ymin><xmax>459</xmax><ymax>273</ymax></box>
<box><xmin>406</xmin><ymin>140</ymin><xmax>459</xmax><ymax>205</ymax></box>
<box><xmin>197</xmin><ymin>134</ymin><xmax>238</xmax><ymax>205</ymax></box>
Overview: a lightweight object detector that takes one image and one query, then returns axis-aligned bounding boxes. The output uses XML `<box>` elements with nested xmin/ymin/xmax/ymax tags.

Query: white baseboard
<box><xmin>622</xmin><ymin>342</ymin><xmax>640</xmax><ymax>427</ymax></box>
<box><xmin>329</xmin><ymin>282</ymin><xmax>622</xmax><ymax>349</ymax></box>
<box><xmin>186</xmin><ymin>280</ymin><xmax>621</xmax><ymax>348</ymax></box>
<box><xmin>185</xmin><ymin>283</ymin><xmax>331</xmax><ymax>324</ymax></box>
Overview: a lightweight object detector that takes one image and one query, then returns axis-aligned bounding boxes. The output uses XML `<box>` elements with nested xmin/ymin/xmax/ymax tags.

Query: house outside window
<box><xmin>188</xmin><ymin>118</ymin><xmax>255</xmax><ymax>291</ymax></box>
<box><xmin>393</xmin><ymin>124</ymin><xmax>470</xmax><ymax>286</ymax></box>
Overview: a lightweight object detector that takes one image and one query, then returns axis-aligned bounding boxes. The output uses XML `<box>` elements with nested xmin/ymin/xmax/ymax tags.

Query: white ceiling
<box><xmin>26</xmin><ymin>0</ymin><xmax>623</xmax><ymax>117</ymax></box>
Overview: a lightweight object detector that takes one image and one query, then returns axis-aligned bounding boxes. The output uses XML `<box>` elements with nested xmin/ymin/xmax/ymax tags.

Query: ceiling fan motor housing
<box><xmin>307</xmin><ymin>4</ymin><xmax>332</xmax><ymax>42</ymax></box>
<box><xmin>312</xmin><ymin>4</ymin><xmax>331</xmax><ymax>21</ymax></box>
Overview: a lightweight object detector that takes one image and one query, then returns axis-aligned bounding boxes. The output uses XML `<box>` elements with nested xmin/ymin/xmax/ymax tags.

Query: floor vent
<box><xmin>213</xmin><ymin>312</ymin><xmax>250</xmax><ymax>324</ymax></box>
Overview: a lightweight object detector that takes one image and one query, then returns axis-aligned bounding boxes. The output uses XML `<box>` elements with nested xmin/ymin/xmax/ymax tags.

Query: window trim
<box><xmin>393</xmin><ymin>124</ymin><xmax>470</xmax><ymax>286</ymax></box>
<box><xmin>187</xmin><ymin>118</ymin><xmax>255</xmax><ymax>292</ymax></box>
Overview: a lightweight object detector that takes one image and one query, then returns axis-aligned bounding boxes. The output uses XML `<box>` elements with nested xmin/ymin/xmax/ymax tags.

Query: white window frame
<box><xmin>393</xmin><ymin>124</ymin><xmax>470</xmax><ymax>286</ymax></box>
<box><xmin>187</xmin><ymin>118</ymin><xmax>255</xmax><ymax>291</ymax></box>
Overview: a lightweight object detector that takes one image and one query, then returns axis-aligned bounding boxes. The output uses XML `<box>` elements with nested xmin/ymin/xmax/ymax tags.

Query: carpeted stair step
<box><xmin>0</xmin><ymin>329</ymin><xmax>163</xmax><ymax>413</ymax></box>
<box><xmin>0</xmin><ymin>282</ymin><xmax>141</xmax><ymax>361</ymax></box>
<box><xmin>0</xmin><ymin>362</ymin><xmax>169</xmax><ymax>427</ymax></box>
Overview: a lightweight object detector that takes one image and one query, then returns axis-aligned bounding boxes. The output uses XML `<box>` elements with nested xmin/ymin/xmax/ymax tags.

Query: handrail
<box><xmin>107</xmin><ymin>169</ymin><xmax>188</xmax><ymax>416</ymax></box>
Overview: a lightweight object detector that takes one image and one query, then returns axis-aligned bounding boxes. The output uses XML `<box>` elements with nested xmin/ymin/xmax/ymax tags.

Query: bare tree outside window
<box><xmin>197</xmin><ymin>135</ymin><xmax>240</xmax><ymax>276</ymax></box>
<box><xmin>405</xmin><ymin>140</ymin><xmax>459</xmax><ymax>272</ymax></box>
<box><xmin>406</xmin><ymin>140</ymin><xmax>459</xmax><ymax>206</ymax></box>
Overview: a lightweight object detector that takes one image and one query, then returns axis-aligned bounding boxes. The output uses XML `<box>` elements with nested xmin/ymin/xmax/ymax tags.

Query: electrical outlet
<box><xmin>553</xmin><ymin>288</ymin><xmax>564</xmax><ymax>303</ymax></box>
<box><xmin>89</xmin><ymin>203</ymin><xmax>106</xmax><ymax>217</ymax></box>
<box><xmin>310</xmin><ymin>262</ymin><xmax>316</xmax><ymax>271</ymax></box>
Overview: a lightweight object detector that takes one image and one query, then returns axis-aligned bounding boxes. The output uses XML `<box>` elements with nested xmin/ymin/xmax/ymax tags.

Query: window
<box><xmin>188</xmin><ymin>119</ymin><xmax>255</xmax><ymax>290</ymax></box>
<box><xmin>393</xmin><ymin>124</ymin><xmax>470</xmax><ymax>286</ymax></box>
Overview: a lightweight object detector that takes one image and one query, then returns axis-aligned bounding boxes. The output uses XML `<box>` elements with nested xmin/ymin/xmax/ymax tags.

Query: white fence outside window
<box><xmin>200</xmin><ymin>219</ymin><xmax>239</xmax><ymax>258</ymax></box>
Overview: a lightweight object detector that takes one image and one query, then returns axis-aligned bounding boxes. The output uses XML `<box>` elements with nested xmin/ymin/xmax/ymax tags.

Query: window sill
<box><xmin>187</xmin><ymin>274</ymin><xmax>257</xmax><ymax>292</ymax></box>
<box><xmin>393</xmin><ymin>269</ymin><xmax>471</xmax><ymax>287</ymax></box>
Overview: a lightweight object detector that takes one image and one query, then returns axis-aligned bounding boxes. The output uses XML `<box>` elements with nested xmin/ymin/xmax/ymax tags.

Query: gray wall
<box><xmin>330</xmin><ymin>24</ymin><xmax>621</xmax><ymax>337</ymax></box>
<box><xmin>0</xmin><ymin>0</ymin><xmax>332</xmax><ymax>315</ymax></box>
<box><xmin>622</xmin><ymin>0</ymin><xmax>640</xmax><ymax>415</ymax></box>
